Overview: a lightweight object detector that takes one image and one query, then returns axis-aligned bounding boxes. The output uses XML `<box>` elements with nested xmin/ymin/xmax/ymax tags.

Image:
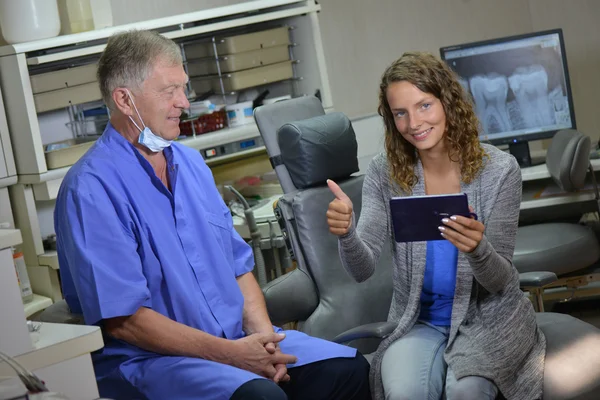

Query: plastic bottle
<box><xmin>0</xmin><ymin>0</ymin><xmax>61</xmax><ymax>44</ymax></box>
<box><xmin>57</xmin><ymin>0</ymin><xmax>94</xmax><ymax>34</ymax></box>
<box><xmin>12</xmin><ymin>249</ymin><xmax>33</xmax><ymax>304</ymax></box>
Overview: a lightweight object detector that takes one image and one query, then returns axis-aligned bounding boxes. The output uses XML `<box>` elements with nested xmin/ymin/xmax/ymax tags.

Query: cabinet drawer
<box><xmin>33</xmin><ymin>82</ymin><xmax>102</xmax><ymax>113</ymax></box>
<box><xmin>191</xmin><ymin>60</ymin><xmax>293</xmax><ymax>93</ymax></box>
<box><xmin>218</xmin><ymin>27</ymin><xmax>289</xmax><ymax>54</ymax></box>
<box><xmin>184</xmin><ymin>27</ymin><xmax>289</xmax><ymax>58</ymax></box>
<box><xmin>187</xmin><ymin>45</ymin><xmax>289</xmax><ymax>76</ymax></box>
<box><xmin>30</xmin><ymin>64</ymin><xmax>97</xmax><ymax>94</ymax></box>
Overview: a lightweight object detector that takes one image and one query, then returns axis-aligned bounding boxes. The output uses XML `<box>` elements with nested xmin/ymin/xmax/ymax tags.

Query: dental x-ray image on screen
<box><xmin>440</xmin><ymin>29</ymin><xmax>576</xmax><ymax>147</ymax></box>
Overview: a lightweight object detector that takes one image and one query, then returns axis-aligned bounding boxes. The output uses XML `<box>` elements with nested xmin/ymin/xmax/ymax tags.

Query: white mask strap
<box><xmin>126</xmin><ymin>89</ymin><xmax>145</xmax><ymax>132</ymax></box>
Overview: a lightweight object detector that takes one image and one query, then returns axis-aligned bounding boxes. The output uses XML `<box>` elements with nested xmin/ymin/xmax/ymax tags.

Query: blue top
<box><xmin>419</xmin><ymin>240</ymin><xmax>458</xmax><ymax>326</ymax></box>
<box><xmin>55</xmin><ymin>123</ymin><xmax>355</xmax><ymax>400</ymax></box>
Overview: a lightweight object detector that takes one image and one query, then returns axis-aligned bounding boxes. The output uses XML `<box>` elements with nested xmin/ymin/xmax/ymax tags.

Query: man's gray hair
<box><xmin>97</xmin><ymin>30</ymin><xmax>183</xmax><ymax>110</ymax></box>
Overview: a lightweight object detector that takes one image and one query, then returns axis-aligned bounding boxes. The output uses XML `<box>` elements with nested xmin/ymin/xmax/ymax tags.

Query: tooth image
<box><xmin>458</xmin><ymin>77</ymin><xmax>470</xmax><ymax>95</ymax></box>
<box><xmin>508</xmin><ymin>65</ymin><xmax>554</xmax><ymax>128</ymax></box>
<box><xmin>469</xmin><ymin>74</ymin><xmax>512</xmax><ymax>134</ymax></box>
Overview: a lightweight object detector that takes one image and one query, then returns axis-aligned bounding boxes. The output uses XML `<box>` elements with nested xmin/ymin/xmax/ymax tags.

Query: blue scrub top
<box><xmin>55</xmin><ymin>124</ymin><xmax>356</xmax><ymax>400</ymax></box>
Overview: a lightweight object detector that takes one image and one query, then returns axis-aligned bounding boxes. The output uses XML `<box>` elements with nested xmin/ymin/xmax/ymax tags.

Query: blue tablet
<box><xmin>390</xmin><ymin>193</ymin><xmax>477</xmax><ymax>243</ymax></box>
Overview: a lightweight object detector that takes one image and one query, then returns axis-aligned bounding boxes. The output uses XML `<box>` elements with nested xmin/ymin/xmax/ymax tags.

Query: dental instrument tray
<box><xmin>390</xmin><ymin>193</ymin><xmax>477</xmax><ymax>242</ymax></box>
<box><xmin>44</xmin><ymin>135</ymin><xmax>99</xmax><ymax>170</ymax></box>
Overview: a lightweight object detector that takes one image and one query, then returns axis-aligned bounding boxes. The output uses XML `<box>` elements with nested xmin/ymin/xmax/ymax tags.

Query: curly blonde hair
<box><xmin>378</xmin><ymin>52</ymin><xmax>486</xmax><ymax>193</ymax></box>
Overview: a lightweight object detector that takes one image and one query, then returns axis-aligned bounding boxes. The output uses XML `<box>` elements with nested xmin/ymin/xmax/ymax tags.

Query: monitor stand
<box><xmin>509</xmin><ymin>141</ymin><xmax>544</xmax><ymax>168</ymax></box>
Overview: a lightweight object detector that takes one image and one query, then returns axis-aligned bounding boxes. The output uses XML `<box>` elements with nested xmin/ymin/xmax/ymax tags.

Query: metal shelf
<box><xmin>0</xmin><ymin>0</ymin><xmax>311</xmax><ymax>57</ymax></box>
<box><xmin>17</xmin><ymin>121</ymin><xmax>268</xmax><ymax>187</ymax></box>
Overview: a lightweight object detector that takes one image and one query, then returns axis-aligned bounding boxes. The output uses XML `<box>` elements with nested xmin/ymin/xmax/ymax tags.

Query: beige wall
<box><xmin>319</xmin><ymin>0</ymin><xmax>531</xmax><ymax>117</ymax></box>
<box><xmin>112</xmin><ymin>0</ymin><xmax>600</xmax><ymax>141</ymax></box>
<box><xmin>318</xmin><ymin>0</ymin><xmax>600</xmax><ymax>141</ymax></box>
<box><xmin>109</xmin><ymin>0</ymin><xmax>247</xmax><ymax>25</ymax></box>
<box><xmin>527</xmin><ymin>0</ymin><xmax>600</xmax><ymax>141</ymax></box>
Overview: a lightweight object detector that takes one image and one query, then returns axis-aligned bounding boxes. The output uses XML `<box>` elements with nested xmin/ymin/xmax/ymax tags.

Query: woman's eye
<box><xmin>422</xmin><ymin>103</ymin><xmax>431</xmax><ymax>110</ymax></box>
<box><xmin>395</xmin><ymin>111</ymin><xmax>405</xmax><ymax>118</ymax></box>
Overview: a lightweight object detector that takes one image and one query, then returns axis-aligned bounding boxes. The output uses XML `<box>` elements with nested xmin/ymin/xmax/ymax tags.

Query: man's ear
<box><xmin>112</xmin><ymin>88</ymin><xmax>133</xmax><ymax>115</ymax></box>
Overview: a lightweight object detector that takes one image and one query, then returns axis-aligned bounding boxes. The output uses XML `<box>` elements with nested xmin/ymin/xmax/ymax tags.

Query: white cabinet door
<box><xmin>0</xmin><ymin>87</ymin><xmax>16</xmax><ymax>179</ymax></box>
<box><xmin>0</xmin><ymin>137</ymin><xmax>7</xmax><ymax>179</ymax></box>
<box><xmin>0</xmin><ymin>245</ymin><xmax>32</xmax><ymax>357</ymax></box>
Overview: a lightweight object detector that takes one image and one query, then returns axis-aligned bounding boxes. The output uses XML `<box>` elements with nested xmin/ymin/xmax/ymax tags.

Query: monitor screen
<box><xmin>440</xmin><ymin>29</ymin><xmax>576</xmax><ymax>146</ymax></box>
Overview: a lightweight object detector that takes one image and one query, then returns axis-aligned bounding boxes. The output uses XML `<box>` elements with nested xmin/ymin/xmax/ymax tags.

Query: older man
<box><xmin>54</xmin><ymin>30</ymin><xmax>370</xmax><ymax>400</ymax></box>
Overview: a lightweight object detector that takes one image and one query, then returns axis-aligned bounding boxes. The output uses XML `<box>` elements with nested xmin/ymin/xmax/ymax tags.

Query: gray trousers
<box><xmin>381</xmin><ymin>322</ymin><xmax>498</xmax><ymax>400</ymax></box>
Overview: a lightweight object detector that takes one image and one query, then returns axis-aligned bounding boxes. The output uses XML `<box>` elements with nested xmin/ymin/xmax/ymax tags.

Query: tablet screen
<box><xmin>390</xmin><ymin>193</ymin><xmax>472</xmax><ymax>242</ymax></box>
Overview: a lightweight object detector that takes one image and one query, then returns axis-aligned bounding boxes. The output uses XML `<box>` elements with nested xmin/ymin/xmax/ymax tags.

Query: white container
<box><xmin>89</xmin><ymin>0</ymin><xmax>112</xmax><ymax>29</ymax></box>
<box><xmin>189</xmin><ymin>100</ymin><xmax>213</xmax><ymax>116</ymax></box>
<box><xmin>58</xmin><ymin>0</ymin><xmax>94</xmax><ymax>34</ymax></box>
<box><xmin>13</xmin><ymin>250</ymin><xmax>33</xmax><ymax>304</ymax></box>
<box><xmin>0</xmin><ymin>0</ymin><xmax>61</xmax><ymax>44</ymax></box>
<box><xmin>226</xmin><ymin>101</ymin><xmax>254</xmax><ymax>127</ymax></box>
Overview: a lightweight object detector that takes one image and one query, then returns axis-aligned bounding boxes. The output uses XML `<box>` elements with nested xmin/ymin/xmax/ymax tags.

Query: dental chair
<box><xmin>254</xmin><ymin>96</ymin><xmax>395</xmax><ymax>352</ymax></box>
<box><xmin>255</xmin><ymin>97</ymin><xmax>600</xmax><ymax>399</ymax></box>
<box><xmin>514</xmin><ymin>129</ymin><xmax>600</xmax><ymax>308</ymax></box>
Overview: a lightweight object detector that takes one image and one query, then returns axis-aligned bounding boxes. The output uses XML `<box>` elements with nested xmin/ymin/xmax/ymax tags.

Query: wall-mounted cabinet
<box><xmin>0</xmin><ymin>0</ymin><xmax>330</xmax><ymax>177</ymax></box>
<box><xmin>0</xmin><ymin>0</ymin><xmax>332</xmax><ymax>306</ymax></box>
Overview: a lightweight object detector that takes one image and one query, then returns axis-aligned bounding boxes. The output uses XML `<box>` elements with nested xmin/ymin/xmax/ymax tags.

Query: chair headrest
<box><xmin>277</xmin><ymin>112</ymin><xmax>359</xmax><ymax>189</ymax></box>
<box><xmin>546</xmin><ymin>129</ymin><xmax>591</xmax><ymax>191</ymax></box>
<box><xmin>254</xmin><ymin>96</ymin><xmax>326</xmax><ymax>193</ymax></box>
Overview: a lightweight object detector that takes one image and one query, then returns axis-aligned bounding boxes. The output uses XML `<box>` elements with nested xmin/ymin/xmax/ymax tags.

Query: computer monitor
<box><xmin>440</xmin><ymin>29</ymin><xmax>576</xmax><ymax>167</ymax></box>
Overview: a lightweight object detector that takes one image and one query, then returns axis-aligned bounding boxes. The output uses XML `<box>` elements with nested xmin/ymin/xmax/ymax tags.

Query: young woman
<box><xmin>326</xmin><ymin>52</ymin><xmax>546</xmax><ymax>400</ymax></box>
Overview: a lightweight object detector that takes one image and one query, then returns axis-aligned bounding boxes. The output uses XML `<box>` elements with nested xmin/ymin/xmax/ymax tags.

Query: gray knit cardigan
<box><xmin>339</xmin><ymin>144</ymin><xmax>546</xmax><ymax>400</ymax></box>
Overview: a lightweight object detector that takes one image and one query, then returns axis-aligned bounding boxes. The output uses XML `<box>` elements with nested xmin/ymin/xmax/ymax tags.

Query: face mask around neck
<box><xmin>126</xmin><ymin>90</ymin><xmax>173</xmax><ymax>152</ymax></box>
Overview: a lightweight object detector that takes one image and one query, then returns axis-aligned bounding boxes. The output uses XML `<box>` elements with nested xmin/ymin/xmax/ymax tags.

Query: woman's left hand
<box><xmin>439</xmin><ymin>207</ymin><xmax>485</xmax><ymax>253</ymax></box>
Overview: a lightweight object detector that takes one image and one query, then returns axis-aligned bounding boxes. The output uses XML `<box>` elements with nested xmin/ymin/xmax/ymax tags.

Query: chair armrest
<box><xmin>332</xmin><ymin>321</ymin><xmax>397</xmax><ymax>344</ymax></box>
<box><xmin>262</xmin><ymin>268</ymin><xmax>318</xmax><ymax>326</ymax></box>
<box><xmin>519</xmin><ymin>272</ymin><xmax>558</xmax><ymax>288</ymax></box>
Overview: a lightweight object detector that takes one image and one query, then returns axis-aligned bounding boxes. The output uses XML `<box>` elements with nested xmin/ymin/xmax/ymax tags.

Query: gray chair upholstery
<box><xmin>272</xmin><ymin>176</ymin><xmax>394</xmax><ymax>348</ymax></box>
<box><xmin>514</xmin><ymin>129</ymin><xmax>600</xmax><ymax>284</ymax></box>
<box><xmin>254</xmin><ymin>96</ymin><xmax>326</xmax><ymax>193</ymax></box>
<box><xmin>255</xmin><ymin>97</ymin><xmax>394</xmax><ymax>353</ymax></box>
<box><xmin>256</xmin><ymin>106</ymin><xmax>600</xmax><ymax>398</ymax></box>
<box><xmin>516</xmin><ymin>223</ymin><xmax>599</xmax><ymax>276</ymax></box>
<box><xmin>538</xmin><ymin>312</ymin><xmax>600</xmax><ymax>400</ymax></box>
